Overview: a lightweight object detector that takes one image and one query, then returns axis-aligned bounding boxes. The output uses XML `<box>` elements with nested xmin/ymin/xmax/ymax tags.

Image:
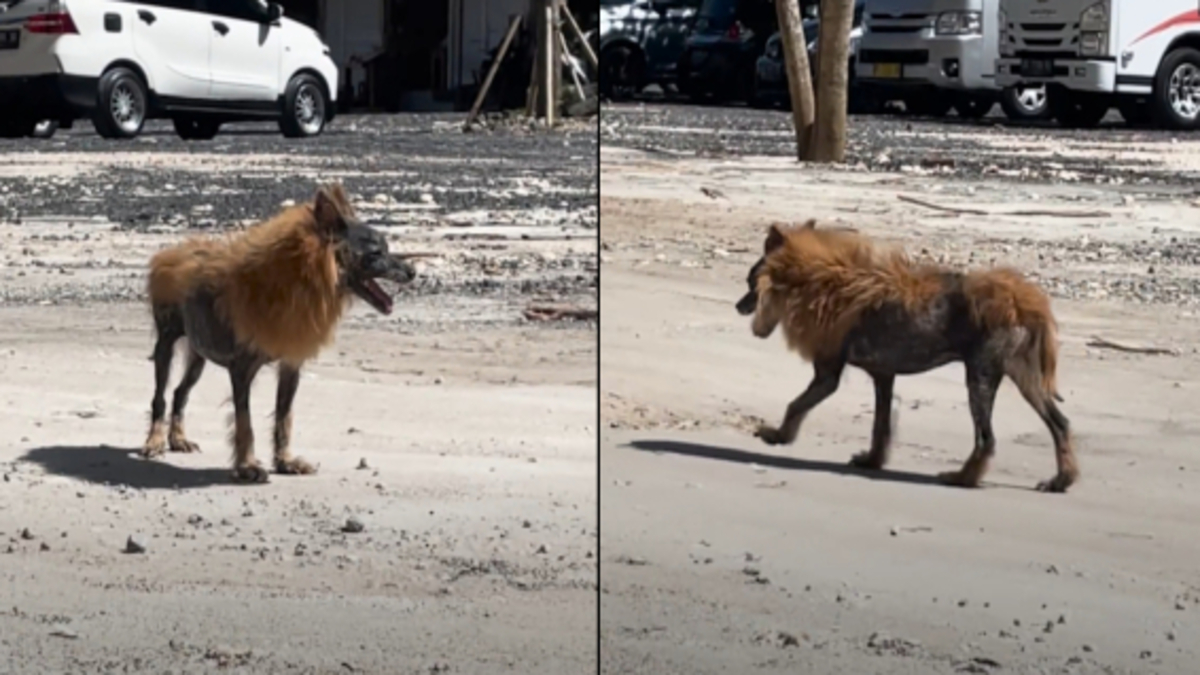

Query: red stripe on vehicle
<box><xmin>1131</xmin><ymin>10</ymin><xmax>1200</xmax><ymax>46</ymax></box>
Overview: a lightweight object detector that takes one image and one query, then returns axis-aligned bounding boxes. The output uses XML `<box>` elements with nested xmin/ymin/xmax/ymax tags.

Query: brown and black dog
<box><xmin>142</xmin><ymin>182</ymin><xmax>419</xmax><ymax>483</ymax></box>
<box><xmin>736</xmin><ymin>220</ymin><xmax>1077</xmax><ymax>493</ymax></box>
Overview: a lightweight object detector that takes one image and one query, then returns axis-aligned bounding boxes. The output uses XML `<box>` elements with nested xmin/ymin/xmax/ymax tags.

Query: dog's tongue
<box><xmin>363</xmin><ymin>278</ymin><xmax>393</xmax><ymax>314</ymax></box>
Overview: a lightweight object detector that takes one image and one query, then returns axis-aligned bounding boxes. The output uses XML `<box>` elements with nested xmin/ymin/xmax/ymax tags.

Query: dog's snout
<box><xmin>736</xmin><ymin>291</ymin><xmax>757</xmax><ymax>316</ymax></box>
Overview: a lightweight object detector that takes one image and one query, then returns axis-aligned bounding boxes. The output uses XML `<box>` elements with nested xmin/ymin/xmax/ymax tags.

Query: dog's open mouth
<box><xmin>352</xmin><ymin>278</ymin><xmax>394</xmax><ymax>315</ymax></box>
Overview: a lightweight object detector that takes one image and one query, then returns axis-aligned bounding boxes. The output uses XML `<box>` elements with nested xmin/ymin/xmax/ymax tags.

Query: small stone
<box><xmin>125</xmin><ymin>535</ymin><xmax>146</xmax><ymax>554</ymax></box>
<box><xmin>357</xmin><ymin>458</ymin><xmax>370</xmax><ymax>470</ymax></box>
<box><xmin>535</xmin><ymin>544</ymin><xmax>548</xmax><ymax>555</ymax></box>
<box><xmin>1082</xmin><ymin>644</ymin><xmax>1093</xmax><ymax>652</ymax></box>
<box><xmin>19</xmin><ymin>528</ymin><xmax>33</xmax><ymax>540</ymax></box>
<box><xmin>39</xmin><ymin>542</ymin><xmax>49</xmax><ymax>552</ymax></box>
<box><xmin>342</xmin><ymin>517</ymin><xmax>365</xmax><ymax>534</ymax></box>
<box><xmin>1140</xmin><ymin>650</ymin><xmax>1153</xmax><ymax>659</ymax></box>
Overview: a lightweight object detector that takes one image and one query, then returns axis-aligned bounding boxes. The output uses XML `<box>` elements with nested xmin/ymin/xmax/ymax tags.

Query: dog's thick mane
<box><xmin>760</xmin><ymin>224</ymin><xmax>942</xmax><ymax>360</ymax></box>
<box><xmin>147</xmin><ymin>187</ymin><xmax>355</xmax><ymax>365</ymax></box>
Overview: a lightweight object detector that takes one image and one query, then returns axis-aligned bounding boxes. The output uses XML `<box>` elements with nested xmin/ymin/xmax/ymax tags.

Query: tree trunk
<box><xmin>812</xmin><ymin>0</ymin><xmax>855</xmax><ymax>162</ymax></box>
<box><xmin>775</xmin><ymin>0</ymin><xmax>815</xmax><ymax>160</ymax></box>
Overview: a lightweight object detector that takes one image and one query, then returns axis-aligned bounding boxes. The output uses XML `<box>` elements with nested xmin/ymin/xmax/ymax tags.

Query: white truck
<box><xmin>855</xmin><ymin>0</ymin><xmax>1048</xmax><ymax>121</ymax></box>
<box><xmin>996</xmin><ymin>0</ymin><xmax>1200</xmax><ymax>129</ymax></box>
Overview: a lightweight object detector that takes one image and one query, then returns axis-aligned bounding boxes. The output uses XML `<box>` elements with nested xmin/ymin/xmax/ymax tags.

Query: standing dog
<box><xmin>142</xmin><ymin>183</ymin><xmax>418</xmax><ymax>483</ymax></box>
<box><xmin>736</xmin><ymin>220</ymin><xmax>1077</xmax><ymax>493</ymax></box>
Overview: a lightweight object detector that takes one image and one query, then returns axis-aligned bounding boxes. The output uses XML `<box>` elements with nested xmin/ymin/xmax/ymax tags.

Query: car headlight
<box><xmin>1079</xmin><ymin>31</ymin><xmax>1108</xmax><ymax>56</ymax></box>
<box><xmin>1080</xmin><ymin>2</ymin><xmax>1107</xmax><ymax>31</ymax></box>
<box><xmin>935</xmin><ymin>11</ymin><xmax>982</xmax><ymax>36</ymax></box>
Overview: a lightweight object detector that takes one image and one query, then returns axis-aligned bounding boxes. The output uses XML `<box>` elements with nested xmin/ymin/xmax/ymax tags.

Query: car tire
<box><xmin>600</xmin><ymin>44</ymin><xmax>643</xmax><ymax>101</ymax></box>
<box><xmin>173</xmin><ymin>116</ymin><xmax>221</xmax><ymax>141</ymax></box>
<box><xmin>279</xmin><ymin>73</ymin><xmax>329</xmax><ymax>139</ymax></box>
<box><xmin>1152</xmin><ymin>47</ymin><xmax>1200</xmax><ymax>130</ymax></box>
<box><xmin>999</xmin><ymin>85</ymin><xmax>1050</xmax><ymax>121</ymax></box>
<box><xmin>1049</xmin><ymin>89</ymin><xmax>1109</xmax><ymax>129</ymax></box>
<box><xmin>93</xmin><ymin>67</ymin><xmax>148</xmax><ymax>140</ymax></box>
<box><xmin>953</xmin><ymin>94</ymin><xmax>993</xmax><ymax>120</ymax></box>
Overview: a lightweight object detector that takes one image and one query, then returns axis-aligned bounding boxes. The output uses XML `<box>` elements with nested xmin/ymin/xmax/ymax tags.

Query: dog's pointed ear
<box><xmin>764</xmin><ymin>223</ymin><xmax>786</xmax><ymax>254</ymax></box>
<box><xmin>313</xmin><ymin>184</ymin><xmax>348</xmax><ymax>236</ymax></box>
<box><xmin>799</xmin><ymin>218</ymin><xmax>817</xmax><ymax>230</ymax></box>
<box><xmin>325</xmin><ymin>182</ymin><xmax>356</xmax><ymax>217</ymax></box>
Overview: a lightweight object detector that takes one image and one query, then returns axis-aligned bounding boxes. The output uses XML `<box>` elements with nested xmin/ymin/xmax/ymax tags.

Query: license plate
<box><xmin>0</xmin><ymin>30</ymin><xmax>19</xmax><ymax>50</ymax></box>
<box><xmin>872</xmin><ymin>63</ymin><xmax>901</xmax><ymax>78</ymax></box>
<box><xmin>1021</xmin><ymin>58</ymin><xmax>1054</xmax><ymax>77</ymax></box>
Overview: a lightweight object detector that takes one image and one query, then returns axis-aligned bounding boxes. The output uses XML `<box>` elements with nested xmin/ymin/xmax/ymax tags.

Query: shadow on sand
<box><xmin>627</xmin><ymin>438</ymin><xmax>1029</xmax><ymax>491</ymax></box>
<box><xmin>20</xmin><ymin>445</ymin><xmax>233</xmax><ymax>490</ymax></box>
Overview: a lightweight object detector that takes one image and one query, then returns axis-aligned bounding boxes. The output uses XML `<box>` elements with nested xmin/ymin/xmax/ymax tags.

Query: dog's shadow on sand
<box><xmin>20</xmin><ymin>445</ymin><xmax>233</xmax><ymax>490</ymax></box>
<box><xmin>629</xmin><ymin>439</ymin><xmax>962</xmax><ymax>489</ymax></box>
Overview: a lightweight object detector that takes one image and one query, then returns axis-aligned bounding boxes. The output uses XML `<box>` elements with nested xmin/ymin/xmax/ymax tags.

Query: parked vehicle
<box><xmin>752</xmin><ymin>0</ymin><xmax>875</xmax><ymax>112</ymax></box>
<box><xmin>598</xmin><ymin>0</ymin><xmax>700</xmax><ymax>100</ymax></box>
<box><xmin>996</xmin><ymin>0</ymin><xmax>1200</xmax><ymax>128</ymax></box>
<box><xmin>0</xmin><ymin>0</ymin><xmax>338</xmax><ymax>140</ymax></box>
<box><xmin>854</xmin><ymin>0</ymin><xmax>1048</xmax><ymax>121</ymax></box>
<box><xmin>676</xmin><ymin>0</ymin><xmax>776</xmax><ymax>102</ymax></box>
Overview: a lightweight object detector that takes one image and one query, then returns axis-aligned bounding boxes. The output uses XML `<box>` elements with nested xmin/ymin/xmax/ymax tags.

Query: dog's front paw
<box><xmin>936</xmin><ymin>470</ymin><xmax>980</xmax><ymax>489</ymax></box>
<box><xmin>1036</xmin><ymin>472</ymin><xmax>1075</xmax><ymax>494</ymax></box>
<box><xmin>275</xmin><ymin>455</ymin><xmax>317</xmax><ymax>476</ymax></box>
<box><xmin>232</xmin><ymin>462</ymin><xmax>270</xmax><ymax>484</ymax></box>
<box><xmin>849</xmin><ymin>450</ymin><xmax>885</xmax><ymax>470</ymax></box>
<box><xmin>754</xmin><ymin>425</ymin><xmax>789</xmax><ymax>446</ymax></box>
<box><xmin>141</xmin><ymin>437</ymin><xmax>167</xmax><ymax>459</ymax></box>
<box><xmin>168</xmin><ymin>436</ymin><xmax>201</xmax><ymax>454</ymax></box>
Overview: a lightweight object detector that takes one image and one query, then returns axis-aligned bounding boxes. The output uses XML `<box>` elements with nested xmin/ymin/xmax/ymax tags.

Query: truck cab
<box><xmin>855</xmin><ymin>0</ymin><xmax>1047</xmax><ymax>120</ymax></box>
<box><xmin>996</xmin><ymin>0</ymin><xmax>1200</xmax><ymax>129</ymax></box>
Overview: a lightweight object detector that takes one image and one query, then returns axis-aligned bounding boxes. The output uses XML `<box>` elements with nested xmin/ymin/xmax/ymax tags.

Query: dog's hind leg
<box><xmin>228</xmin><ymin>355</ymin><xmax>269</xmax><ymax>483</ymax></box>
<box><xmin>1013</xmin><ymin>379</ymin><xmax>1077</xmax><ymax>493</ymax></box>
<box><xmin>756</xmin><ymin>360</ymin><xmax>844</xmax><ymax>446</ymax></box>
<box><xmin>142</xmin><ymin>311</ymin><xmax>183</xmax><ymax>459</ymax></box>
<box><xmin>166</xmin><ymin>346</ymin><xmax>206</xmax><ymax>454</ymax></box>
<box><xmin>850</xmin><ymin>373</ymin><xmax>896</xmax><ymax>469</ymax></box>
<box><xmin>272</xmin><ymin>363</ymin><xmax>317</xmax><ymax>476</ymax></box>
<box><xmin>939</xmin><ymin>360</ymin><xmax>1002</xmax><ymax>489</ymax></box>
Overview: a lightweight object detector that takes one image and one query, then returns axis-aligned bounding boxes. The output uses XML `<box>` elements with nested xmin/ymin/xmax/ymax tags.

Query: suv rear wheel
<box><xmin>279</xmin><ymin>73</ymin><xmax>329</xmax><ymax>138</ymax></box>
<box><xmin>173</xmin><ymin>116</ymin><xmax>221</xmax><ymax>141</ymax></box>
<box><xmin>93</xmin><ymin>67</ymin><xmax>148</xmax><ymax>140</ymax></box>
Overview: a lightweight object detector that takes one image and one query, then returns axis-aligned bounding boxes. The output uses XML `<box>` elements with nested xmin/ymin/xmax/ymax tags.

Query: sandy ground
<box><xmin>599</xmin><ymin>139</ymin><xmax>1200</xmax><ymax>674</ymax></box>
<box><xmin>0</xmin><ymin>119</ymin><xmax>597</xmax><ymax>674</ymax></box>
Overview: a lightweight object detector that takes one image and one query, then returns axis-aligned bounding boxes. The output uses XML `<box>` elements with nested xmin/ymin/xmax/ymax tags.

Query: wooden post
<box><xmin>463</xmin><ymin>15</ymin><xmax>524</xmax><ymax>130</ymax></box>
<box><xmin>560</xmin><ymin>3</ymin><xmax>597</xmax><ymax>70</ymax></box>
<box><xmin>542</xmin><ymin>0</ymin><xmax>559</xmax><ymax>125</ymax></box>
<box><xmin>812</xmin><ymin>0</ymin><xmax>854</xmax><ymax>162</ymax></box>
<box><xmin>776</xmin><ymin>0</ymin><xmax>816</xmax><ymax>160</ymax></box>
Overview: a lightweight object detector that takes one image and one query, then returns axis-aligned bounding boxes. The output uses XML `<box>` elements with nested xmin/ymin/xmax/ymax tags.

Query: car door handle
<box><xmin>137</xmin><ymin>9</ymin><xmax>155</xmax><ymax>25</ymax></box>
<box><xmin>212</xmin><ymin>21</ymin><xmax>229</xmax><ymax>36</ymax></box>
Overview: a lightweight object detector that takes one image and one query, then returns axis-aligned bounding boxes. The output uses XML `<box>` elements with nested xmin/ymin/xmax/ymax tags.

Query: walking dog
<box><xmin>736</xmin><ymin>220</ymin><xmax>1077</xmax><ymax>493</ymax></box>
<box><xmin>142</xmin><ymin>182</ymin><xmax>419</xmax><ymax>482</ymax></box>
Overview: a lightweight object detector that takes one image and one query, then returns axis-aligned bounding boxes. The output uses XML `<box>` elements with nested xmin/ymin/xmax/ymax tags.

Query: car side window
<box><xmin>201</xmin><ymin>0</ymin><xmax>268</xmax><ymax>22</ymax></box>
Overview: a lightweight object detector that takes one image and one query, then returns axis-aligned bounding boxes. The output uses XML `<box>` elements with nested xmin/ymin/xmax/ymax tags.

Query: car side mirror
<box><xmin>266</xmin><ymin>2</ymin><xmax>283</xmax><ymax>23</ymax></box>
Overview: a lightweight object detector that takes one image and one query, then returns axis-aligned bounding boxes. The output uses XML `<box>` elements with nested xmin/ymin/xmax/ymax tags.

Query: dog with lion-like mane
<box><xmin>735</xmin><ymin>219</ymin><xmax>1077</xmax><ymax>493</ymax></box>
<box><xmin>141</xmin><ymin>182</ymin><xmax>422</xmax><ymax>483</ymax></box>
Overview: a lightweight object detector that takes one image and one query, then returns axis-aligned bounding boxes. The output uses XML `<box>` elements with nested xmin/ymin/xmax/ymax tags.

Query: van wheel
<box><xmin>93</xmin><ymin>67</ymin><xmax>148</xmax><ymax>139</ymax></box>
<box><xmin>999</xmin><ymin>85</ymin><xmax>1050</xmax><ymax>121</ymax></box>
<box><xmin>1153</xmin><ymin>47</ymin><xmax>1200</xmax><ymax>130</ymax></box>
<box><xmin>173</xmin><ymin>116</ymin><xmax>221</xmax><ymax>140</ymax></box>
<box><xmin>280</xmin><ymin>73</ymin><xmax>329</xmax><ymax>138</ymax></box>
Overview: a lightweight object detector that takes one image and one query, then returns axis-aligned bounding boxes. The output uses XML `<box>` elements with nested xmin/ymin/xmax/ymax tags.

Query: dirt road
<box><xmin>600</xmin><ymin>141</ymin><xmax>1200</xmax><ymax>675</ymax></box>
<box><xmin>0</xmin><ymin>119</ymin><xmax>597</xmax><ymax>674</ymax></box>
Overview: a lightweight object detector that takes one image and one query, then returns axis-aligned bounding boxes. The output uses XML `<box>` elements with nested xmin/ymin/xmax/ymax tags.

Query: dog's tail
<box><xmin>964</xmin><ymin>268</ymin><xmax>1062</xmax><ymax>402</ymax></box>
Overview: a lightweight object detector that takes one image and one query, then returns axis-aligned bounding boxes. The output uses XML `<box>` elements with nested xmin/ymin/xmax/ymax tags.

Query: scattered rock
<box><xmin>342</xmin><ymin>517</ymin><xmax>365</xmax><ymax>534</ymax></box>
<box><xmin>124</xmin><ymin>535</ymin><xmax>146</xmax><ymax>554</ymax></box>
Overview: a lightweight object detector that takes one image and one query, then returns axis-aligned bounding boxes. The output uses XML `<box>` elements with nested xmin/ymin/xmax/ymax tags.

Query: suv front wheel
<box><xmin>280</xmin><ymin>74</ymin><xmax>329</xmax><ymax>138</ymax></box>
<box><xmin>93</xmin><ymin>67</ymin><xmax>148</xmax><ymax>140</ymax></box>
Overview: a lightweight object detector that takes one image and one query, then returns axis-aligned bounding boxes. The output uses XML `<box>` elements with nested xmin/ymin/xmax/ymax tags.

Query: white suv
<box><xmin>0</xmin><ymin>0</ymin><xmax>339</xmax><ymax>140</ymax></box>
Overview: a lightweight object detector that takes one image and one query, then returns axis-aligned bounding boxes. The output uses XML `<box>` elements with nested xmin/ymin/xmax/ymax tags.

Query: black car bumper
<box><xmin>678</xmin><ymin>44</ymin><xmax>756</xmax><ymax>96</ymax></box>
<box><xmin>0</xmin><ymin>74</ymin><xmax>97</xmax><ymax>120</ymax></box>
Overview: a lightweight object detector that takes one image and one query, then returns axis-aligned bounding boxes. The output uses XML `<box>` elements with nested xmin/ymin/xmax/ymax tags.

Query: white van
<box><xmin>0</xmin><ymin>0</ymin><xmax>339</xmax><ymax>140</ymax></box>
